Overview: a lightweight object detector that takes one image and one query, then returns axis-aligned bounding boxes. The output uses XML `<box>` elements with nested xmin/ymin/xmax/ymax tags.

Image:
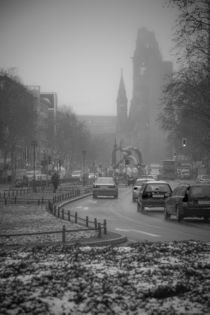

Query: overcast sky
<box><xmin>0</xmin><ymin>0</ymin><xmax>177</xmax><ymax>116</ymax></box>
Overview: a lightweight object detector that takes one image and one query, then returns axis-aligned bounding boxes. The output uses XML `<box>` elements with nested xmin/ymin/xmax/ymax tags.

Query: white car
<box><xmin>196</xmin><ymin>175</ymin><xmax>210</xmax><ymax>184</ymax></box>
<box><xmin>26</xmin><ymin>170</ymin><xmax>48</xmax><ymax>181</ymax></box>
<box><xmin>71</xmin><ymin>170</ymin><xmax>82</xmax><ymax>181</ymax></box>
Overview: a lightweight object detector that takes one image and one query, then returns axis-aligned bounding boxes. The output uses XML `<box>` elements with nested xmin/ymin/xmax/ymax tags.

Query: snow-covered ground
<box><xmin>0</xmin><ymin>204</ymin><xmax>210</xmax><ymax>314</ymax></box>
<box><xmin>0</xmin><ymin>241</ymin><xmax>210</xmax><ymax>314</ymax></box>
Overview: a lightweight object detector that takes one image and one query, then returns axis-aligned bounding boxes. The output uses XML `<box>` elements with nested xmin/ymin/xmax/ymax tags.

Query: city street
<box><xmin>64</xmin><ymin>184</ymin><xmax>210</xmax><ymax>243</ymax></box>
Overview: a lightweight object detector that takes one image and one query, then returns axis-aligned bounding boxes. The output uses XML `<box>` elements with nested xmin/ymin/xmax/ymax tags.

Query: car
<box><xmin>164</xmin><ymin>183</ymin><xmax>210</xmax><ymax>222</ymax></box>
<box><xmin>137</xmin><ymin>180</ymin><xmax>172</xmax><ymax>212</ymax></box>
<box><xmin>26</xmin><ymin>170</ymin><xmax>48</xmax><ymax>181</ymax></box>
<box><xmin>92</xmin><ymin>176</ymin><xmax>118</xmax><ymax>199</ymax></box>
<box><xmin>132</xmin><ymin>177</ymin><xmax>156</xmax><ymax>202</ymax></box>
<box><xmin>88</xmin><ymin>173</ymin><xmax>97</xmax><ymax>181</ymax></box>
<box><xmin>196</xmin><ymin>174</ymin><xmax>210</xmax><ymax>184</ymax></box>
<box><xmin>71</xmin><ymin>170</ymin><xmax>82</xmax><ymax>182</ymax></box>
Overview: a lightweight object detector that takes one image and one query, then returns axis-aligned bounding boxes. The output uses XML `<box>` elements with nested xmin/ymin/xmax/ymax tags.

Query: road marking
<box><xmin>115</xmin><ymin>228</ymin><xmax>160</xmax><ymax>237</ymax></box>
<box><xmin>75</xmin><ymin>206</ymin><xmax>89</xmax><ymax>211</ymax></box>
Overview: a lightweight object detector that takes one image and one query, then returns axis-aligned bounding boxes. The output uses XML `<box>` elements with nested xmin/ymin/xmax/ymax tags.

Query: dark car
<box><xmin>164</xmin><ymin>184</ymin><xmax>210</xmax><ymax>222</ymax></box>
<box><xmin>92</xmin><ymin>176</ymin><xmax>118</xmax><ymax>199</ymax></box>
<box><xmin>137</xmin><ymin>180</ymin><xmax>172</xmax><ymax>212</ymax></box>
<box><xmin>132</xmin><ymin>176</ymin><xmax>155</xmax><ymax>202</ymax></box>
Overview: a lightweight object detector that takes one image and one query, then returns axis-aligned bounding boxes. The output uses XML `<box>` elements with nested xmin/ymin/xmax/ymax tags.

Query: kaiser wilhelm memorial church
<box><xmin>79</xmin><ymin>28</ymin><xmax>173</xmax><ymax>164</ymax></box>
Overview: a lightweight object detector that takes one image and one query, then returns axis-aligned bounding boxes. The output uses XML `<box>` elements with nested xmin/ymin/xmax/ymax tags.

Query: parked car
<box><xmin>164</xmin><ymin>183</ymin><xmax>210</xmax><ymax>222</ymax></box>
<box><xmin>132</xmin><ymin>177</ymin><xmax>156</xmax><ymax>202</ymax></box>
<box><xmin>26</xmin><ymin>170</ymin><xmax>48</xmax><ymax>181</ymax></box>
<box><xmin>92</xmin><ymin>176</ymin><xmax>118</xmax><ymax>199</ymax></box>
<box><xmin>196</xmin><ymin>174</ymin><xmax>210</xmax><ymax>184</ymax></box>
<box><xmin>88</xmin><ymin>173</ymin><xmax>97</xmax><ymax>181</ymax></box>
<box><xmin>137</xmin><ymin>180</ymin><xmax>172</xmax><ymax>212</ymax></box>
<box><xmin>71</xmin><ymin>170</ymin><xmax>82</xmax><ymax>182</ymax></box>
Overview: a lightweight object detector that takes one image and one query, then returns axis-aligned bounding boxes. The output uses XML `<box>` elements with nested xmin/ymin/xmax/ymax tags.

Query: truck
<box><xmin>149</xmin><ymin>163</ymin><xmax>162</xmax><ymax>180</ymax></box>
<box><xmin>161</xmin><ymin>160</ymin><xmax>177</xmax><ymax>180</ymax></box>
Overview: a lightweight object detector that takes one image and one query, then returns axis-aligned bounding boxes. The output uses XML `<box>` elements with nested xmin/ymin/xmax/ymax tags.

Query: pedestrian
<box><xmin>51</xmin><ymin>172</ymin><xmax>59</xmax><ymax>193</ymax></box>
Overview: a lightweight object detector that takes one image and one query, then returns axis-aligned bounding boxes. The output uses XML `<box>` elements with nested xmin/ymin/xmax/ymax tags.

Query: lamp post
<box><xmin>82</xmin><ymin>150</ymin><xmax>86</xmax><ymax>186</ymax></box>
<box><xmin>31</xmin><ymin>140</ymin><xmax>37</xmax><ymax>192</ymax></box>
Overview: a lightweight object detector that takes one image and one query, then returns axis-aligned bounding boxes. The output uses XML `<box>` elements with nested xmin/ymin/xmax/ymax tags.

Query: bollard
<box><xmin>62</xmin><ymin>208</ymin><xmax>64</xmax><ymax>219</ymax></box>
<box><xmin>62</xmin><ymin>225</ymin><xmax>66</xmax><ymax>243</ymax></box>
<box><xmin>98</xmin><ymin>223</ymin><xmax>101</xmax><ymax>238</ymax></box>
<box><xmin>58</xmin><ymin>207</ymin><xmax>60</xmax><ymax>218</ymax></box>
<box><xmin>68</xmin><ymin>211</ymin><xmax>70</xmax><ymax>221</ymax></box>
<box><xmin>103</xmin><ymin>219</ymin><xmax>107</xmax><ymax>235</ymax></box>
<box><xmin>75</xmin><ymin>212</ymin><xmax>77</xmax><ymax>223</ymax></box>
<box><xmin>86</xmin><ymin>216</ymin><xmax>88</xmax><ymax>227</ymax></box>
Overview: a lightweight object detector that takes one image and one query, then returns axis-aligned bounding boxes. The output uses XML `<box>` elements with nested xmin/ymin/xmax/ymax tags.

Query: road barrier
<box><xmin>0</xmin><ymin>184</ymin><xmax>107</xmax><ymax>244</ymax></box>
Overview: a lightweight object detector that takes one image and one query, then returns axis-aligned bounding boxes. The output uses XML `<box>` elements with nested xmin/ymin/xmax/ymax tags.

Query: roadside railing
<box><xmin>47</xmin><ymin>201</ymin><xmax>107</xmax><ymax>238</ymax></box>
<box><xmin>0</xmin><ymin>186</ymin><xmax>91</xmax><ymax>205</ymax></box>
<box><xmin>0</xmin><ymin>184</ymin><xmax>107</xmax><ymax>244</ymax></box>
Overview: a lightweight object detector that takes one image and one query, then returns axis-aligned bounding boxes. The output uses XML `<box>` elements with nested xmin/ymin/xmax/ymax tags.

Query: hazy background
<box><xmin>0</xmin><ymin>0</ymin><xmax>177</xmax><ymax>116</ymax></box>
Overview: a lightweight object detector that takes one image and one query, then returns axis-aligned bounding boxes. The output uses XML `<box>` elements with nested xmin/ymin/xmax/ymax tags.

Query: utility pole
<box><xmin>82</xmin><ymin>150</ymin><xmax>86</xmax><ymax>186</ymax></box>
<box><xmin>31</xmin><ymin>140</ymin><xmax>37</xmax><ymax>192</ymax></box>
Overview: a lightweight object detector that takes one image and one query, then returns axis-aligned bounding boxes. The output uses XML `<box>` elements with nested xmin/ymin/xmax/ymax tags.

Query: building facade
<box><xmin>117</xmin><ymin>27</ymin><xmax>173</xmax><ymax>163</ymax></box>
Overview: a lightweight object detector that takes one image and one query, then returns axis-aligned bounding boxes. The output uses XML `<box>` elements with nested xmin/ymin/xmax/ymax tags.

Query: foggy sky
<box><xmin>0</xmin><ymin>0</ymin><xmax>177</xmax><ymax>116</ymax></box>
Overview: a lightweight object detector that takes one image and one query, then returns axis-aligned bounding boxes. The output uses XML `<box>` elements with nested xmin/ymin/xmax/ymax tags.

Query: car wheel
<box><xmin>176</xmin><ymin>205</ymin><xmax>183</xmax><ymax>222</ymax></box>
<box><xmin>164</xmin><ymin>206</ymin><xmax>170</xmax><ymax>220</ymax></box>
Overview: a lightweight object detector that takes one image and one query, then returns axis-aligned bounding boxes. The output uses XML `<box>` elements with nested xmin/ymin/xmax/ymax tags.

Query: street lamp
<box><xmin>31</xmin><ymin>140</ymin><xmax>37</xmax><ymax>192</ymax></box>
<box><xmin>82</xmin><ymin>150</ymin><xmax>86</xmax><ymax>186</ymax></box>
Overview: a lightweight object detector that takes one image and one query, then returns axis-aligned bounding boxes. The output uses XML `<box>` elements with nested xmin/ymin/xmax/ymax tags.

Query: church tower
<box><xmin>129</xmin><ymin>27</ymin><xmax>173</xmax><ymax>163</ymax></box>
<box><xmin>116</xmin><ymin>70</ymin><xmax>128</xmax><ymax>145</ymax></box>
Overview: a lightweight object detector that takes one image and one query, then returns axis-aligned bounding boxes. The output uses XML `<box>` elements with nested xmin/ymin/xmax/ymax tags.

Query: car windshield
<box><xmin>145</xmin><ymin>183</ymin><xmax>171</xmax><ymax>193</ymax></box>
<box><xmin>95</xmin><ymin>177</ymin><xmax>114</xmax><ymax>185</ymax></box>
<box><xmin>135</xmin><ymin>179</ymin><xmax>150</xmax><ymax>185</ymax></box>
<box><xmin>190</xmin><ymin>185</ymin><xmax>210</xmax><ymax>198</ymax></box>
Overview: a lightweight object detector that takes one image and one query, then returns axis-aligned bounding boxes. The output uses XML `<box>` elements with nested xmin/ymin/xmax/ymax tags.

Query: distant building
<box><xmin>79</xmin><ymin>27</ymin><xmax>173</xmax><ymax>165</ymax></box>
<box><xmin>122</xmin><ymin>27</ymin><xmax>173</xmax><ymax>163</ymax></box>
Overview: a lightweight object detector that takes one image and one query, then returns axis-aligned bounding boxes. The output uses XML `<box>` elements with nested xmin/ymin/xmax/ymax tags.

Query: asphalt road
<box><xmin>64</xmin><ymin>182</ymin><xmax>210</xmax><ymax>243</ymax></box>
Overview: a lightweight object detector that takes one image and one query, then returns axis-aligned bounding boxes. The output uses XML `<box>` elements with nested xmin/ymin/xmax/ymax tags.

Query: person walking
<box><xmin>51</xmin><ymin>172</ymin><xmax>59</xmax><ymax>193</ymax></box>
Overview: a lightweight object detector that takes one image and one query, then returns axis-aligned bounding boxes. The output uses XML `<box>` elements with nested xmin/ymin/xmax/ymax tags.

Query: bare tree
<box><xmin>0</xmin><ymin>71</ymin><xmax>36</xmax><ymax>180</ymax></box>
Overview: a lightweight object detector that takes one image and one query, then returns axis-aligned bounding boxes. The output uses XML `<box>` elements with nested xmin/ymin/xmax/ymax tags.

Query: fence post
<box><xmin>94</xmin><ymin>218</ymin><xmax>97</xmax><ymax>230</ymax></box>
<box><xmin>68</xmin><ymin>211</ymin><xmax>70</xmax><ymax>221</ymax></box>
<box><xmin>103</xmin><ymin>219</ymin><xmax>107</xmax><ymax>235</ymax></box>
<box><xmin>98</xmin><ymin>223</ymin><xmax>101</xmax><ymax>238</ymax></box>
<box><xmin>62</xmin><ymin>225</ymin><xmax>66</xmax><ymax>243</ymax></box>
<box><xmin>75</xmin><ymin>212</ymin><xmax>77</xmax><ymax>223</ymax></box>
<box><xmin>86</xmin><ymin>216</ymin><xmax>88</xmax><ymax>227</ymax></box>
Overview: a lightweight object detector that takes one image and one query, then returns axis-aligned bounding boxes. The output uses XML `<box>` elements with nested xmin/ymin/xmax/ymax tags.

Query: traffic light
<box><xmin>182</xmin><ymin>138</ymin><xmax>187</xmax><ymax>147</ymax></box>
